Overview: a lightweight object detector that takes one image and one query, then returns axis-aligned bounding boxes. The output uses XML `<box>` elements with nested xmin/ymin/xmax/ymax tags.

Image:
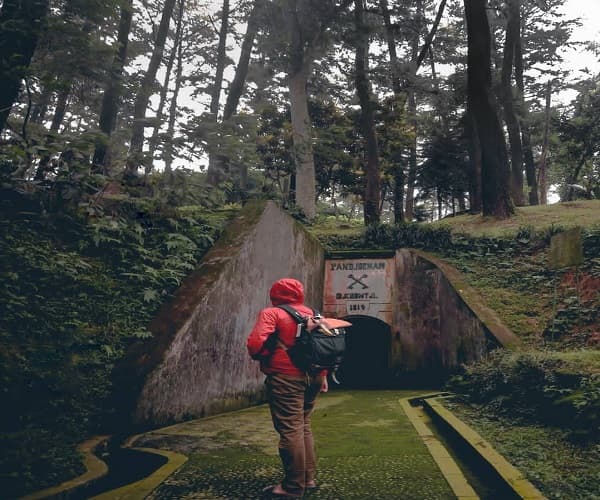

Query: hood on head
<box><xmin>270</xmin><ymin>278</ymin><xmax>305</xmax><ymax>306</ymax></box>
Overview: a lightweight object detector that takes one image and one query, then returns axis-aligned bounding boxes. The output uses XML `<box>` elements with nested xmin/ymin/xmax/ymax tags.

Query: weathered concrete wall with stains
<box><xmin>129</xmin><ymin>201</ymin><xmax>325</xmax><ymax>426</ymax></box>
<box><xmin>322</xmin><ymin>249</ymin><xmax>518</xmax><ymax>385</ymax></box>
<box><xmin>122</xmin><ymin>205</ymin><xmax>519</xmax><ymax>424</ymax></box>
<box><xmin>393</xmin><ymin>249</ymin><xmax>518</xmax><ymax>382</ymax></box>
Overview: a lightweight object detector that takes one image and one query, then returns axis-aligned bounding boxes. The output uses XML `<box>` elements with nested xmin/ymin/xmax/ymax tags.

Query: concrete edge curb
<box><xmin>400</xmin><ymin>396</ymin><xmax>479</xmax><ymax>500</ymax></box>
<box><xmin>422</xmin><ymin>397</ymin><xmax>547</xmax><ymax>500</ymax></box>
<box><xmin>22</xmin><ymin>435</ymin><xmax>110</xmax><ymax>500</ymax></box>
<box><xmin>89</xmin><ymin>447</ymin><xmax>188</xmax><ymax>500</ymax></box>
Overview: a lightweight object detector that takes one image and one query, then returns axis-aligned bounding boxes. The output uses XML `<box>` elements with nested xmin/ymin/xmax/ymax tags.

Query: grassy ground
<box><xmin>311</xmin><ymin>201</ymin><xmax>600</xmax><ymax>347</ymax></box>
<box><xmin>143</xmin><ymin>390</ymin><xmax>455</xmax><ymax>499</ymax></box>
<box><xmin>310</xmin><ymin>200</ymin><xmax>600</xmax><ymax>241</ymax></box>
<box><xmin>430</xmin><ymin>200</ymin><xmax>600</xmax><ymax>237</ymax></box>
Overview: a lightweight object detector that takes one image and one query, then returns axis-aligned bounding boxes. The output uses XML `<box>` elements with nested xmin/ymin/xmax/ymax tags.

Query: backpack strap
<box><xmin>277</xmin><ymin>304</ymin><xmax>307</xmax><ymax>324</ymax></box>
<box><xmin>277</xmin><ymin>305</ymin><xmax>319</xmax><ymax>343</ymax></box>
<box><xmin>277</xmin><ymin>304</ymin><xmax>319</xmax><ymax>321</ymax></box>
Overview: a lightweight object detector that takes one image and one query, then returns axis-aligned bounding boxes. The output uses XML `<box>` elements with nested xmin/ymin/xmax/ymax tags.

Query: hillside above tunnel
<box><xmin>310</xmin><ymin>200</ymin><xmax>600</xmax><ymax>351</ymax></box>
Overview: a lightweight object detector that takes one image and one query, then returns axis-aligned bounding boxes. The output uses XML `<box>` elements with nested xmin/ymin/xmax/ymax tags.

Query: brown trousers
<box><xmin>265</xmin><ymin>373</ymin><xmax>323</xmax><ymax>495</ymax></box>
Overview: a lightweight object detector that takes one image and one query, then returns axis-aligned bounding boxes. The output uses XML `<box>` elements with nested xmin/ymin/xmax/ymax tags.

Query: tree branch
<box><xmin>23</xmin><ymin>76</ymin><xmax>32</xmax><ymax>143</ymax></box>
<box><xmin>207</xmin><ymin>15</ymin><xmax>220</xmax><ymax>37</ymax></box>
<box><xmin>416</xmin><ymin>0</ymin><xmax>447</xmax><ymax>71</ymax></box>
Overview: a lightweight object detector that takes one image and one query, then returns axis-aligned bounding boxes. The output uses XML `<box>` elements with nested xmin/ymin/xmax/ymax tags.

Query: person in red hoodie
<box><xmin>247</xmin><ymin>278</ymin><xmax>327</xmax><ymax>498</ymax></box>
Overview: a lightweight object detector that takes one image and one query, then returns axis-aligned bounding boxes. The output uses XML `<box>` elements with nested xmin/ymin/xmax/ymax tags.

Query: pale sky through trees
<box><xmin>198</xmin><ymin>0</ymin><xmax>599</xmax><ymax>106</ymax></box>
<box><xmin>557</xmin><ymin>0</ymin><xmax>600</xmax><ymax>101</ymax></box>
<box><xmin>168</xmin><ymin>0</ymin><xmax>600</xmax><ymax>174</ymax></box>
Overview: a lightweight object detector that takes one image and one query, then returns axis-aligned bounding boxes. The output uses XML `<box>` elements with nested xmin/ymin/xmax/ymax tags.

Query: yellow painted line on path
<box><xmin>23</xmin><ymin>435</ymin><xmax>110</xmax><ymax>500</ymax></box>
<box><xmin>424</xmin><ymin>397</ymin><xmax>546</xmax><ymax>500</ymax></box>
<box><xmin>400</xmin><ymin>397</ymin><xmax>479</xmax><ymax>500</ymax></box>
<box><xmin>90</xmin><ymin>447</ymin><xmax>188</xmax><ymax>500</ymax></box>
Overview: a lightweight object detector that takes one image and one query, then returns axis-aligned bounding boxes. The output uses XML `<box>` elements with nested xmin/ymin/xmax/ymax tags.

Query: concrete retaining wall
<box><xmin>393</xmin><ymin>249</ymin><xmax>518</xmax><ymax>382</ymax></box>
<box><xmin>122</xmin><ymin>204</ymin><xmax>520</xmax><ymax>424</ymax></box>
<box><xmin>129</xmin><ymin>201</ymin><xmax>325</xmax><ymax>426</ymax></box>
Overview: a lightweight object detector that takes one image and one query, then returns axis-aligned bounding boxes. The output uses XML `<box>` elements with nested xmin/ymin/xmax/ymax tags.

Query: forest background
<box><xmin>1</xmin><ymin>0</ymin><xmax>600</xmax><ymax>496</ymax></box>
<box><xmin>2</xmin><ymin>0</ymin><xmax>600</xmax><ymax>221</ymax></box>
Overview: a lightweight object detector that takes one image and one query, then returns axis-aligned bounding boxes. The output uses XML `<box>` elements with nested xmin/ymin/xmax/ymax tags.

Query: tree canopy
<box><xmin>0</xmin><ymin>0</ymin><xmax>596</xmax><ymax>220</ymax></box>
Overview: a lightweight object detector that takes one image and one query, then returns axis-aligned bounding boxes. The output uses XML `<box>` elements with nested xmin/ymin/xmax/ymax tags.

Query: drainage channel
<box><xmin>70</xmin><ymin>441</ymin><xmax>167</xmax><ymax>499</ymax></box>
<box><xmin>407</xmin><ymin>394</ymin><xmax>541</xmax><ymax>500</ymax></box>
<box><xmin>417</xmin><ymin>401</ymin><xmax>517</xmax><ymax>499</ymax></box>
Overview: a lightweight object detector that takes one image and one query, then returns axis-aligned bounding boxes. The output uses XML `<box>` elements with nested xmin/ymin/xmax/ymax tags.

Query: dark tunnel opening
<box><xmin>335</xmin><ymin>315</ymin><xmax>392</xmax><ymax>389</ymax></box>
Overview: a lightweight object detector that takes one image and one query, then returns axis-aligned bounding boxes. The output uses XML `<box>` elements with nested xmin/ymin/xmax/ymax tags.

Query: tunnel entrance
<box><xmin>336</xmin><ymin>316</ymin><xmax>392</xmax><ymax>389</ymax></box>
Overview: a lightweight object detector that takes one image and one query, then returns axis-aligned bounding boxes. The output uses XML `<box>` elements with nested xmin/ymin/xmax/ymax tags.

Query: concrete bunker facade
<box><xmin>126</xmin><ymin>201</ymin><xmax>518</xmax><ymax>426</ymax></box>
<box><xmin>323</xmin><ymin>250</ymin><xmax>518</xmax><ymax>387</ymax></box>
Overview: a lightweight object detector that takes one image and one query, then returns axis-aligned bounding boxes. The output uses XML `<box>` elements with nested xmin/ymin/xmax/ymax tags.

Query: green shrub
<box><xmin>448</xmin><ymin>350</ymin><xmax>600</xmax><ymax>442</ymax></box>
<box><xmin>0</xmin><ymin>197</ymin><xmax>233</xmax><ymax>495</ymax></box>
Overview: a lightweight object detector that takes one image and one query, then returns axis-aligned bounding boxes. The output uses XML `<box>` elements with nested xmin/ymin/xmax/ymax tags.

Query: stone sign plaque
<box><xmin>549</xmin><ymin>227</ymin><xmax>583</xmax><ymax>269</ymax></box>
<box><xmin>322</xmin><ymin>258</ymin><xmax>394</xmax><ymax>324</ymax></box>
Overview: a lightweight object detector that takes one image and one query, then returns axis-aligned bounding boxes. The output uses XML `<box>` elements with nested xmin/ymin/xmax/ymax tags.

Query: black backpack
<box><xmin>277</xmin><ymin>305</ymin><xmax>347</xmax><ymax>373</ymax></box>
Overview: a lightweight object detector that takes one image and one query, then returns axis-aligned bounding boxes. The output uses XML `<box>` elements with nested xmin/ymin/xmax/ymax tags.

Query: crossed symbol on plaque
<box><xmin>348</xmin><ymin>273</ymin><xmax>369</xmax><ymax>289</ymax></box>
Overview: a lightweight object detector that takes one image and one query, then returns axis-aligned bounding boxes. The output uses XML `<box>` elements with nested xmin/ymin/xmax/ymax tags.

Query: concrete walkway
<box><xmin>136</xmin><ymin>390</ymin><xmax>461</xmax><ymax>499</ymax></box>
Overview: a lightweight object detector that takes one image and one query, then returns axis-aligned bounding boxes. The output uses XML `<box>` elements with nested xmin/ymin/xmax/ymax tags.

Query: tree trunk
<box><xmin>521</xmin><ymin>127</ymin><xmax>537</xmax><ymax>204</ymax></box>
<box><xmin>404</xmin><ymin>0</ymin><xmax>423</xmax><ymax>222</ymax></box>
<box><xmin>500</xmin><ymin>0</ymin><xmax>525</xmax><ymax>206</ymax></box>
<box><xmin>405</xmin><ymin>89</ymin><xmax>418</xmax><ymax>221</ymax></box>
<box><xmin>34</xmin><ymin>83</ymin><xmax>71</xmax><ymax>179</ymax></box>
<box><xmin>206</xmin><ymin>0</ymin><xmax>231</xmax><ymax>185</ymax></box>
<box><xmin>128</xmin><ymin>0</ymin><xmax>177</xmax><ymax>174</ymax></box>
<box><xmin>381</xmin><ymin>0</ymin><xmax>404</xmax><ymax>221</ymax></box>
<box><xmin>393</xmin><ymin>167</ymin><xmax>404</xmax><ymax>223</ymax></box>
<box><xmin>429</xmin><ymin>47</ymin><xmax>448</xmax><ymax>130</ymax></box>
<box><xmin>416</xmin><ymin>0</ymin><xmax>447</xmax><ymax>70</ymax></box>
<box><xmin>209</xmin><ymin>0</ymin><xmax>229</xmax><ymax>119</ymax></box>
<box><xmin>223</xmin><ymin>1</ymin><xmax>261</xmax><ymax>121</ymax></box>
<box><xmin>148</xmin><ymin>0</ymin><xmax>184</xmax><ymax>173</ymax></box>
<box><xmin>467</xmin><ymin>109</ymin><xmax>483</xmax><ymax>213</ymax></box>
<box><xmin>284</xmin><ymin>0</ymin><xmax>316</xmax><ymax>219</ymax></box>
<box><xmin>380</xmin><ymin>0</ymin><xmax>401</xmax><ymax>95</ymax></box>
<box><xmin>538</xmin><ymin>81</ymin><xmax>551</xmax><ymax>204</ymax></box>
<box><xmin>164</xmin><ymin>13</ymin><xmax>185</xmax><ymax>173</ymax></box>
<box><xmin>0</xmin><ymin>0</ymin><xmax>49</xmax><ymax>133</ymax></box>
<box><xmin>288</xmin><ymin>66</ymin><xmax>316</xmax><ymax>218</ymax></box>
<box><xmin>513</xmin><ymin>5</ymin><xmax>538</xmax><ymax>205</ymax></box>
<box><xmin>31</xmin><ymin>81</ymin><xmax>52</xmax><ymax>124</ymax></box>
<box><xmin>49</xmin><ymin>85</ymin><xmax>69</xmax><ymax>132</ymax></box>
<box><xmin>566</xmin><ymin>152</ymin><xmax>591</xmax><ymax>201</ymax></box>
<box><xmin>354</xmin><ymin>0</ymin><xmax>380</xmax><ymax>225</ymax></box>
<box><xmin>464</xmin><ymin>0</ymin><xmax>513</xmax><ymax>217</ymax></box>
<box><xmin>217</xmin><ymin>0</ymin><xmax>262</xmax><ymax>192</ymax></box>
<box><xmin>93</xmin><ymin>0</ymin><xmax>133</xmax><ymax>173</ymax></box>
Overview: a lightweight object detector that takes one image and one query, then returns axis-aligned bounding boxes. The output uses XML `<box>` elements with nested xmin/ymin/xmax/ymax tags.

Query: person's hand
<box><xmin>321</xmin><ymin>376</ymin><xmax>329</xmax><ymax>393</ymax></box>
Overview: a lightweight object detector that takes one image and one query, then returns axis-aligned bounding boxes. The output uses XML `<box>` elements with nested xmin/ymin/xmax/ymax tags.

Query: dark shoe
<box><xmin>262</xmin><ymin>484</ymin><xmax>303</xmax><ymax>498</ymax></box>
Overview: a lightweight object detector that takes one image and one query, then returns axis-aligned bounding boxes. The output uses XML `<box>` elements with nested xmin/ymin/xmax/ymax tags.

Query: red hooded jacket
<box><xmin>246</xmin><ymin>278</ymin><xmax>315</xmax><ymax>377</ymax></box>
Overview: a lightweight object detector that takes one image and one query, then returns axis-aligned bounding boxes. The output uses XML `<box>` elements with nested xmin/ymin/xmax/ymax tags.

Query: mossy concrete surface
<box><xmin>137</xmin><ymin>390</ymin><xmax>456</xmax><ymax>499</ymax></box>
<box><xmin>400</xmin><ymin>397</ymin><xmax>478</xmax><ymax>500</ymax></box>
<box><xmin>393</xmin><ymin>250</ymin><xmax>519</xmax><ymax>385</ymax></box>
<box><xmin>123</xmin><ymin>200</ymin><xmax>326</xmax><ymax>426</ymax></box>
<box><xmin>411</xmin><ymin>250</ymin><xmax>520</xmax><ymax>349</ymax></box>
